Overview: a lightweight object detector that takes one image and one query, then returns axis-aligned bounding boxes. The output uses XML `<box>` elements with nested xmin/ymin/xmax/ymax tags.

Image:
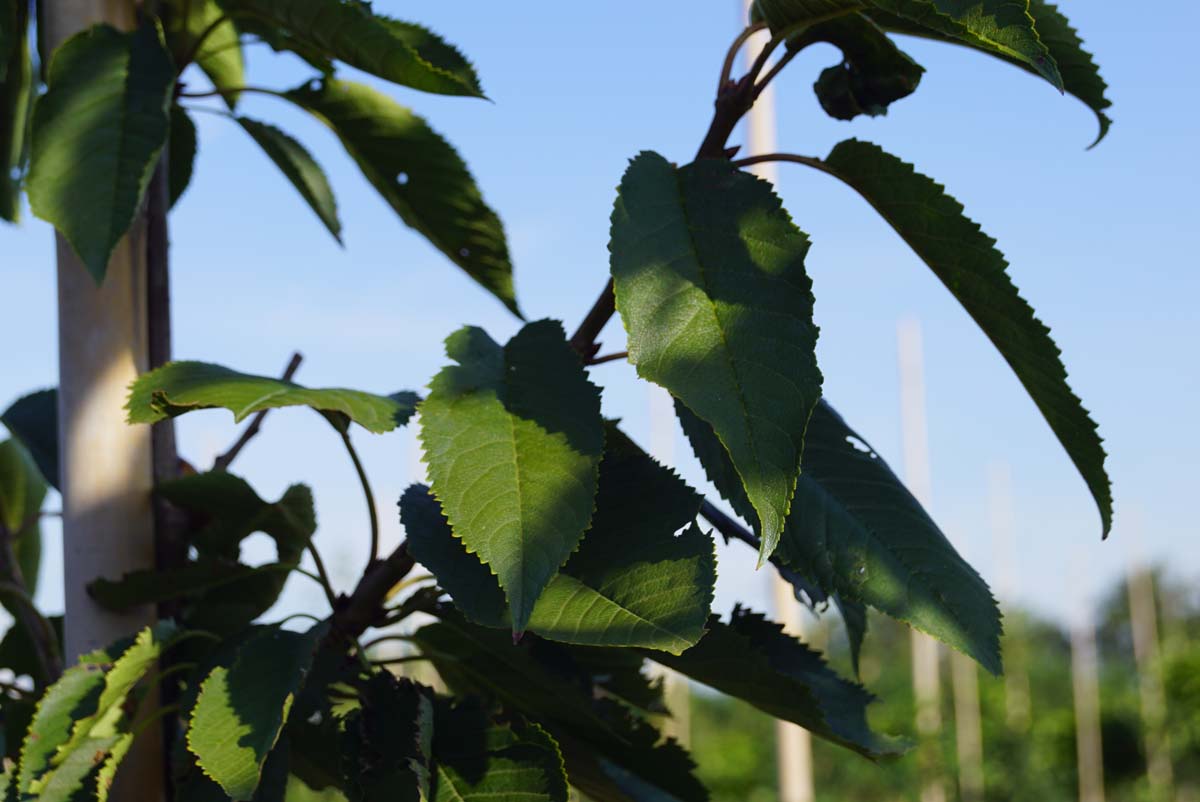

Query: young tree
<box><xmin>0</xmin><ymin>0</ymin><xmax>1112</xmax><ymax>800</ymax></box>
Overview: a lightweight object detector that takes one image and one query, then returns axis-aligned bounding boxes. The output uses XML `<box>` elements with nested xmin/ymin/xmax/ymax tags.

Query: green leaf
<box><xmin>0</xmin><ymin>438</ymin><xmax>46</xmax><ymax>604</ymax></box>
<box><xmin>237</xmin><ymin>116</ymin><xmax>341</xmax><ymax>243</ymax></box>
<box><xmin>1</xmin><ymin>388</ymin><xmax>59</xmax><ymax>490</ymax></box>
<box><xmin>0</xmin><ymin>615</ymin><xmax>62</xmax><ymax>682</ymax></box>
<box><xmin>418</xmin><ymin>320</ymin><xmax>604</xmax><ymax>635</ymax></box>
<box><xmin>610</xmin><ymin>151</ymin><xmax>822</xmax><ymax>560</ymax></box>
<box><xmin>814</xmin><ymin>139</ymin><xmax>1111</xmax><ymax>535</ymax></box>
<box><xmin>804</xmin><ymin>14</ymin><xmax>924</xmax><ymax>120</ymax></box>
<box><xmin>653</xmin><ymin>608</ymin><xmax>903</xmax><ymax>759</ymax></box>
<box><xmin>89</xmin><ymin>560</ymin><xmax>295</xmax><ymax>611</ymax></box>
<box><xmin>413</xmin><ymin>615</ymin><xmax>705</xmax><ymax>802</ymax></box>
<box><xmin>27</xmin><ymin>23</ymin><xmax>174</xmax><ymax>281</ymax></box>
<box><xmin>169</xmin><ymin>104</ymin><xmax>197</xmax><ymax>208</ymax></box>
<box><xmin>868</xmin><ymin>0</ymin><xmax>1110</xmax><ymax>144</ymax></box>
<box><xmin>431</xmin><ymin>700</ymin><xmax>568</xmax><ymax>802</ymax></box>
<box><xmin>867</xmin><ymin>0</ymin><xmax>1061</xmax><ymax>88</ymax></box>
<box><xmin>19</xmin><ymin>623</ymin><xmax>178</xmax><ymax>798</ymax></box>
<box><xmin>0</xmin><ymin>0</ymin><xmax>31</xmax><ymax>222</ymax></box>
<box><xmin>835</xmin><ymin>595</ymin><xmax>868</xmax><ymax>676</ymax></box>
<box><xmin>187</xmin><ymin>624</ymin><xmax>324</xmax><ymax>800</ymax></box>
<box><xmin>167</xmin><ymin>0</ymin><xmax>245</xmax><ymax>107</ymax></box>
<box><xmin>215</xmin><ymin>0</ymin><xmax>484</xmax><ymax>97</ymax></box>
<box><xmin>342</xmin><ymin>673</ymin><xmax>433</xmax><ymax>802</ymax></box>
<box><xmin>285</xmin><ymin>78</ymin><xmax>519</xmax><ymax>316</ymax></box>
<box><xmin>679</xmin><ymin>398</ymin><xmax>1001</xmax><ymax>672</ymax></box>
<box><xmin>750</xmin><ymin>0</ymin><xmax>862</xmax><ymax>31</ymax></box>
<box><xmin>127</xmin><ymin>360</ymin><xmax>417</xmax><ymax>434</ymax></box>
<box><xmin>1024</xmin><ymin>0</ymin><xmax>1111</xmax><ymax>145</ymax></box>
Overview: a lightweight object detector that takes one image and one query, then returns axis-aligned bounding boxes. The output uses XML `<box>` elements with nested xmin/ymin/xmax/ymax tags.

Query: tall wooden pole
<box><xmin>897</xmin><ymin>319</ymin><xmax>947</xmax><ymax>802</ymax></box>
<box><xmin>1070</xmin><ymin>553</ymin><xmax>1105</xmax><ymax>802</ymax></box>
<box><xmin>1124</xmin><ymin>526</ymin><xmax>1173</xmax><ymax>802</ymax></box>
<box><xmin>738</xmin><ymin>8</ymin><xmax>816</xmax><ymax>798</ymax></box>
<box><xmin>43</xmin><ymin>2</ymin><xmax>165</xmax><ymax>798</ymax></box>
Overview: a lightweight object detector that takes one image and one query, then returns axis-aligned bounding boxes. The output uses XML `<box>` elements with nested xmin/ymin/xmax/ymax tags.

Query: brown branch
<box><xmin>330</xmin><ymin>543</ymin><xmax>416</xmax><ymax>642</ymax></box>
<box><xmin>587</xmin><ymin>350</ymin><xmax>628</xmax><ymax>366</ymax></box>
<box><xmin>212</xmin><ymin>352</ymin><xmax>303</xmax><ymax>472</ymax></box>
<box><xmin>568</xmin><ymin>278</ymin><xmax>615</xmax><ymax>359</ymax></box>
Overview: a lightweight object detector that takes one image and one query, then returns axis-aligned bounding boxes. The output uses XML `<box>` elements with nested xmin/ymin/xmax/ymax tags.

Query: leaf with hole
<box><xmin>418</xmin><ymin>321</ymin><xmax>604</xmax><ymax>635</ymax></box>
<box><xmin>27</xmin><ymin>23</ymin><xmax>175</xmax><ymax>280</ymax></box>
<box><xmin>678</xmin><ymin>397</ymin><xmax>1001</xmax><ymax>673</ymax></box>
<box><xmin>286</xmin><ymin>79</ymin><xmax>519</xmax><ymax>315</ymax></box>
<box><xmin>610</xmin><ymin>151</ymin><xmax>822</xmax><ymax>560</ymax></box>
<box><xmin>127</xmin><ymin>360</ymin><xmax>417</xmax><ymax>434</ymax></box>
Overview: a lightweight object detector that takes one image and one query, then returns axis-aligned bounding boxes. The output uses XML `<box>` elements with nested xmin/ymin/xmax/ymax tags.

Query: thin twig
<box><xmin>588</xmin><ymin>350</ymin><xmax>629</xmax><ymax>366</ymax></box>
<box><xmin>371</xmin><ymin>655</ymin><xmax>430</xmax><ymax>667</ymax></box>
<box><xmin>305</xmin><ymin>542</ymin><xmax>339</xmax><ymax>611</ymax></box>
<box><xmin>177</xmin><ymin>85</ymin><xmax>288</xmax><ymax>100</ymax></box>
<box><xmin>731</xmin><ymin>152</ymin><xmax>824</xmax><ymax>172</ymax></box>
<box><xmin>212</xmin><ymin>352</ymin><xmax>303</xmax><ymax>471</ymax></box>
<box><xmin>753</xmin><ymin>46</ymin><xmax>800</xmax><ymax>98</ymax></box>
<box><xmin>341</xmin><ymin>430</ymin><xmax>381</xmax><ymax>564</ymax></box>
<box><xmin>718</xmin><ymin>22</ymin><xmax>768</xmax><ymax>92</ymax></box>
<box><xmin>568</xmin><ymin>278</ymin><xmax>616</xmax><ymax>359</ymax></box>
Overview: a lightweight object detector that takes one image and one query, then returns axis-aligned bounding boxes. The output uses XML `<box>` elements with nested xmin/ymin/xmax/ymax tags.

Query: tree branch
<box><xmin>212</xmin><ymin>352</ymin><xmax>303</xmax><ymax>472</ymax></box>
<box><xmin>330</xmin><ymin>542</ymin><xmax>416</xmax><ymax>641</ymax></box>
<box><xmin>340</xmin><ymin>430</ymin><xmax>380</xmax><ymax>563</ymax></box>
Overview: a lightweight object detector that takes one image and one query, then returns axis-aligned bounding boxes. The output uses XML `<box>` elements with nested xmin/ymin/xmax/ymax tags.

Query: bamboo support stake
<box><xmin>1125</xmin><ymin>529</ymin><xmax>1173</xmax><ymax>802</ymax></box>
<box><xmin>736</xmin><ymin>11</ymin><xmax>817</xmax><ymax>798</ymax></box>
<box><xmin>43</xmin><ymin>2</ymin><xmax>165</xmax><ymax>798</ymax></box>
<box><xmin>897</xmin><ymin>319</ymin><xmax>947</xmax><ymax>802</ymax></box>
<box><xmin>1070</xmin><ymin>556</ymin><xmax>1105</xmax><ymax>802</ymax></box>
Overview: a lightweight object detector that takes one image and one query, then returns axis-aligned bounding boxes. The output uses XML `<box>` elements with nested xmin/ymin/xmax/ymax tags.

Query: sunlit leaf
<box><xmin>610</xmin><ymin>151</ymin><xmax>821</xmax><ymax>560</ymax></box>
<box><xmin>418</xmin><ymin>321</ymin><xmax>604</xmax><ymax>634</ymax></box>
<box><xmin>27</xmin><ymin>24</ymin><xmax>174</xmax><ymax>280</ymax></box>
<box><xmin>127</xmin><ymin>360</ymin><xmax>417</xmax><ymax>434</ymax></box>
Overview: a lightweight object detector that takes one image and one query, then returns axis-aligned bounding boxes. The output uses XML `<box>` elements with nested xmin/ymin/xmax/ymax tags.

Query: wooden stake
<box><xmin>897</xmin><ymin>319</ymin><xmax>947</xmax><ymax>802</ymax></box>
<box><xmin>43</xmin><ymin>3</ymin><xmax>165</xmax><ymax>798</ymax></box>
<box><xmin>1071</xmin><ymin>573</ymin><xmax>1105</xmax><ymax>802</ymax></box>
<box><xmin>1125</xmin><ymin>542</ymin><xmax>1174</xmax><ymax>802</ymax></box>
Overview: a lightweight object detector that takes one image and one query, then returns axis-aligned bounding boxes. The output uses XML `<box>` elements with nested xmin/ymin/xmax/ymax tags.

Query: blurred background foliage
<box><xmin>687</xmin><ymin>567</ymin><xmax>1200</xmax><ymax>802</ymax></box>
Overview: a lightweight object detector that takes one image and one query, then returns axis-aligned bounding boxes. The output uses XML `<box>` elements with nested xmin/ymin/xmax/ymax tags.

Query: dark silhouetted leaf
<box><xmin>652</xmin><ymin>608</ymin><xmax>902</xmax><ymax>759</ymax></box>
<box><xmin>814</xmin><ymin>139</ymin><xmax>1111</xmax><ymax>536</ymax></box>
<box><xmin>169</xmin><ymin>105</ymin><xmax>197</xmax><ymax>208</ymax></box>
<box><xmin>1</xmin><ymin>388</ymin><xmax>58</xmax><ymax>490</ymax></box>
<box><xmin>286</xmin><ymin>79</ymin><xmax>519</xmax><ymax>315</ymax></box>
<box><xmin>238</xmin><ymin>116</ymin><xmax>341</xmax><ymax>243</ymax></box>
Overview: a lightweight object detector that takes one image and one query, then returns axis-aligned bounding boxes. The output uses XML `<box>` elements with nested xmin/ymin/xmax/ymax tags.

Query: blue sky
<box><xmin>1</xmin><ymin>1</ymin><xmax>1196</xmax><ymax>632</ymax></box>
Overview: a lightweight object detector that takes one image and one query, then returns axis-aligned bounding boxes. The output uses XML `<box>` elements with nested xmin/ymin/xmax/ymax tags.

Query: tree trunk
<box><xmin>43</xmin><ymin>1</ymin><xmax>166</xmax><ymax>798</ymax></box>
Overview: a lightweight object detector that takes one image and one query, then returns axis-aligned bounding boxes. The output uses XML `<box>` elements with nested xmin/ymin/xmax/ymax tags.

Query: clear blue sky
<box><xmin>2</xmin><ymin>1</ymin><xmax>1195</xmax><ymax>630</ymax></box>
